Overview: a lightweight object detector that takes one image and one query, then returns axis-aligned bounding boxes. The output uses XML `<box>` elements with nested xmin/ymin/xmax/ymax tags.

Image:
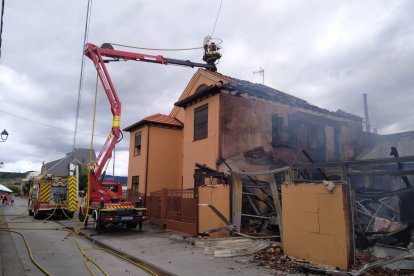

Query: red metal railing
<box><xmin>150</xmin><ymin>190</ymin><xmax>162</xmax><ymax>219</ymax></box>
<box><xmin>126</xmin><ymin>189</ymin><xmax>145</xmax><ymax>203</ymax></box>
<box><xmin>165</xmin><ymin>189</ymin><xmax>196</xmax><ymax>223</ymax></box>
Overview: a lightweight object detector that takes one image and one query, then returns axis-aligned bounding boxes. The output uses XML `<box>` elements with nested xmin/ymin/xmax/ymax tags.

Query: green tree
<box><xmin>78</xmin><ymin>165</ymin><xmax>89</xmax><ymax>192</ymax></box>
<box><xmin>6</xmin><ymin>185</ymin><xmax>21</xmax><ymax>195</ymax></box>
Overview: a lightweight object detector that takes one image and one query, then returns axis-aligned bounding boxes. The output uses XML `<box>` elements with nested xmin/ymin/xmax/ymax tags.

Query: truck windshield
<box><xmin>104</xmin><ymin>184</ymin><xmax>118</xmax><ymax>192</ymax></box>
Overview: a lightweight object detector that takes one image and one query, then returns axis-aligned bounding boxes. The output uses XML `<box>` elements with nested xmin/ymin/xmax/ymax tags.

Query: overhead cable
<box><xmin>0</xmin><ymin>0</ymin><xmax>5</xmax><ymax>61</ymax></box>
<box><xmin>211</xmin><ymin>0</ymin><xmax>223</xmax><ymax>37</ymax></box>
<box><xmin>0</xmin><ymin>108</ymin><xmax>105</xmax><ymax>137</ymax></box>
<box><xmin>72</xmin><ymin>0</ymin><xmax>93</xmax><ymax>158</ymax></box>
<box><xmin>107</xmin><ymin>42</ymin><xmax>202</xmax><ymax>51</ymax></box>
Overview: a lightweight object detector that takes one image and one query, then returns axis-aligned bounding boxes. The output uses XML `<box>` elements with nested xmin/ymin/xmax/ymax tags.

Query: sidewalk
<box><xmin>1</xmin><ymin>197</ymin><xmax>275</xmax><ymax>276</ymax></box>
<box><xmin>0</xmin><ymin>206</ymin><xmax>26</xmax><ymax>276</ymax></box>
<box><xmin>83</xmin><ymin>223</ymin><xmax>273</xmax><ymax>276</ymax></box>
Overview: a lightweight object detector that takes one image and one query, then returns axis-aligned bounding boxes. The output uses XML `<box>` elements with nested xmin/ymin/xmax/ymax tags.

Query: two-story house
<box><xmin>124</xmin><ymin>69</ymin><xmax>364</xmax><ymax>204</ymax></box>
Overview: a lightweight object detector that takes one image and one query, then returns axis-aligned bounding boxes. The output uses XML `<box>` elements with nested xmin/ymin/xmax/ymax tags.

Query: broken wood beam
<box><xmin>262</xmin><ymin>174</ymin><xmax>284</xmax><ymax>245</ymax></box>
<box><xmin>232</xmin><ymin>175</ymin><xmax>243</xmax><ymax>232</ymax></box>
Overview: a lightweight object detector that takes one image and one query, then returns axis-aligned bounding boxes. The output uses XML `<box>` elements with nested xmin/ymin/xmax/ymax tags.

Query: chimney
<box><xmin>363</xmin><ymin>93</ymin><xmax>371</xmax><ymax>133</ymax></box>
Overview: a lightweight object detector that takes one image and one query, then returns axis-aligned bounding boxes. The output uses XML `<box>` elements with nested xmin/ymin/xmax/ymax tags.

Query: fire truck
<box><xmin>28</xmin><ymin>164</ymin><xmax>78</xmax><ymax>219</ymax></box>
<box><xmin>79</xmin><ymin>39</ymin><xmax>220</xmax><ymax>233</ymax></box>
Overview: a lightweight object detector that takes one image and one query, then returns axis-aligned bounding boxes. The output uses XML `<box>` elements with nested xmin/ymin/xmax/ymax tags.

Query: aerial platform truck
<box><xmin>79</xmin><ymin>38</ymin><xmax>221</xmax><ymax>233</ymax></box>
<box><xmin>28</xmin><ymin>163</ymin><xmax>79</xmax><ymax>219</ymax></box>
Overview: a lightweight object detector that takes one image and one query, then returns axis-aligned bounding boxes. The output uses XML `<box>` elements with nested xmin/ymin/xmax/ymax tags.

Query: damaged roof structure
<box><xmin>124</xmin><ymin>69</ymin><xmax>414</xmax><ymax>274</ymax></box>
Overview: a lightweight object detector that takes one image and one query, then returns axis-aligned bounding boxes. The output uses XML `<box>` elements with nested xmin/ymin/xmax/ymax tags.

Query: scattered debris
<box><xmin>195</xmin><ymin>237</ymin><xmax>271</xmax><ymax>257</ymax></box>
<box><xmin>372</xmin><ymin>244</ymin><xmax>409</xmax><ymax>258</ymax></box>
<box><xmin>251</xmin><ymin>243</ymin><xmax>303</xmax><ymax>273</ymax></box>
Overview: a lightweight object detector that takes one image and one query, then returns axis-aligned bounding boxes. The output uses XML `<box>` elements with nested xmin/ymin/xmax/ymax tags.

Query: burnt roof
<box><xmin>176</xmin><ymin>72</ymin><xmax>362</xmax><ymax>122</ymax></box>
<box><xmin>123</xmin><ymin>113</ymin><xmax>183</xmax><ymax>132</ymax></box>
<box><xmin>227</xmin><ymin>78</ymin><xmax>362</xmax><ymax>121</ymax></box>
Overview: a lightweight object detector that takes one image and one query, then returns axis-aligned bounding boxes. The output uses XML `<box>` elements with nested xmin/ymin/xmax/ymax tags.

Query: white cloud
<box><xmin>0</xmin><ymin>0</ymin><xmax>413</xmax><ymax>175</ymax></box>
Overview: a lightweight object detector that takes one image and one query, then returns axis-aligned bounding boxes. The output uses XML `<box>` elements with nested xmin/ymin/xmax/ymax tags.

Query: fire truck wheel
<box><xmin>28</xmin><ymin>200</ymin><xmax>34</xmax><ymax>216</ymax></box>
<box><xmin>78</xmin><ymin>208</ymin><xmax>85</xmax><ymax>221</ymax></box>
<box><xmin>126</xmin><ymin>222</ymin><xmax>137</xmax><ymax>229</ymax></box>
<box><xmin>34</xmin><ymin>210</ymin><xmax>42</xmax><ymax>220</ymax></box>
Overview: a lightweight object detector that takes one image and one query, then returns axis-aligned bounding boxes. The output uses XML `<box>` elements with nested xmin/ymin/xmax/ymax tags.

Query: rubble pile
<box><xmin>351</xmin><ymin>249</ymin><xmax>379</xmax><ymax>270</ymax></box>
<box><xmin>252</xmin><ymin>243</ymin><xmax>303</xmax><ymax>273</ymax></box>
<box><xmin>253</xmin><ymin>245</ymin><xmax>414</xmax><ymax>275</ymax></box>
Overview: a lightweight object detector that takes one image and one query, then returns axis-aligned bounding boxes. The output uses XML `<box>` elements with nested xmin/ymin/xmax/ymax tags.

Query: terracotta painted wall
<box><xmin>282</xmin><ymin>183</ymin><xmax>351</xmax><ymax>270</ymax></box>
<box><xmin>220</xmin><ymin>93</ymin><xmax>291</xmax><ymax>160</ymax></box>
<box><xmin>198</xmin><ymin>185</ymin><xmax>230</xmax><ymax>233</ymax></box>
<box><xmin>147</xmin><ymin>126</ymin><xmax>183</xmax><ymax>193</ymax></box>
<box><xmin>127</xmin><ymin>126</ymin><xmax>148</xmax><ymax>194</ymax></box>
<box><xmin>170</xmin><ymin>69</ymin><xmax>229</xmax><ymax>122</ymax></box>
<box><xmin>219</xmin><ymin>93</ymin><xmax>363</xmax><ymax>170</ymax></box>
<box><xmin>182</xmin><ymin>95</ymin><xmax>220</xmax><ymax>188</ymax></box>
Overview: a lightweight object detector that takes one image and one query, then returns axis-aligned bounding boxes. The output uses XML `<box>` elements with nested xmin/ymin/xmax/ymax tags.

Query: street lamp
<box><xmin>1</xmin><ymin>129</ymin><xmax>8</xmax><ymax>142</ymax></box>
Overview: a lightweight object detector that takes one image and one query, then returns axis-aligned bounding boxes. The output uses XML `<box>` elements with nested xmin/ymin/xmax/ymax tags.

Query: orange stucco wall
<box><xmin>182</xmin><ymin>94</ymin><xmax>220</xmax><ymax>188</ymax></box>
<box><xmin>147</xmin><ymin>126</ymin><xmax>183</xmax><ymax>193</ymax></box>
<box><xmin>128</xmin><ymin>70</ymin><xmax>228</xmax><ymax>196</ymax></box>
<box><xmin>127</xmin><ymin>126</ymin><xmax>148</xmax><ymax>194</ymax></box>
<box><xmin>198</xmin><ymin>185</ymin><xmax>230</xmax><ymax>233</ymax></box>
<box><xmin>127</xmin><ymin>125</ymin><xmax>183</xmax><ymax>195</ymax></box>
<box><xmin>282</xmin><ymin>183</ymin><xmax>351</xmax><ymax>270</ymax></box>
<box><xmin>170</xmin><ymin>69</ymin><xmax>229</xmax><ymax>122</ymax></box>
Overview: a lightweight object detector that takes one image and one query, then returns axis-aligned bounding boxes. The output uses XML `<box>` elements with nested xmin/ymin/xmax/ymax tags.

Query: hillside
<box><xmin>0</xmin><ymin>171</ymin><xmax>28</xmax><ymax>185</ymax></box>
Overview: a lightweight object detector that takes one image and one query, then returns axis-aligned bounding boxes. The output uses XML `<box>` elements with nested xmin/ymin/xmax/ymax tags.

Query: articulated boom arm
<box><xmin>84</xmin><ymin>43</ymin><xmax>216</xmax><ymax>184</ymax></box>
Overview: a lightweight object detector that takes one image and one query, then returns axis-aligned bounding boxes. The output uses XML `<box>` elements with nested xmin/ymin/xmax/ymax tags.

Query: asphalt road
<box><xmin>1</xmin><ymin>197</ymin><xmax>274</xmax><ymax>276</ymax></box>
<box><xmin>0</xmin><ymin>197</ymin><xmax>154</xmax><ymax>276</ymax></box>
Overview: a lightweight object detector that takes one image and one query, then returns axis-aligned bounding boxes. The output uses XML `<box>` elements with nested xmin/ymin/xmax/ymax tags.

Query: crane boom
<box><xmin>84</xmin><ymin>42</ymin><xmax>218</xmax><ymax>197</ymax></box>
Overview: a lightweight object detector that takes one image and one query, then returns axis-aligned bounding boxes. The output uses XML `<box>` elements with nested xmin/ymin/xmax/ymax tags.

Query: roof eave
<box><xmin>174</xmin><ymin>84</ymin><xmax>223</xmax><ymax>108</ymax></box>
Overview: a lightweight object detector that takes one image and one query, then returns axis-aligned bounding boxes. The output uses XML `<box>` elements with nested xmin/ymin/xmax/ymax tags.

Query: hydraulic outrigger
<box><xmin>80</xmin><ymin>41</ymin><xmax>221</xmax><ymax>233</ymax></box>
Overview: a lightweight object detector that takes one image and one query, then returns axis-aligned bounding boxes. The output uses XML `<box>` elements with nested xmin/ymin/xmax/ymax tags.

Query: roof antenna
<box><xmin>253</xmin><ymin>67</ymin><xmax>264</xmax><ymax>84</ymax></box>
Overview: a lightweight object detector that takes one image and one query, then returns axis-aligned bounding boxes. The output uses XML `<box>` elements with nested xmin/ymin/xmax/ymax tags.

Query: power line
<box><xmin>107</xmin><ymin>42</ymin><xmax>202</xmax><ymax>51</ymax></box>
<box><xmin>0</xmin><ymin>109</ymin><xmax>105</xmax><ymax>137</ymax></box>
<box><xmin>211</xmin><ymin>0</ymin><xmax>223</xmax><ymax>37</ymax></box>
<box><xmin>72</xmin><ymin>0</ymin><xmax>93</xmax><ymax>156</ymax></box>
<box><xmin>0</xmin><ymin>0</ymin><xmax>5</xmax><ymax>61</ymax></box>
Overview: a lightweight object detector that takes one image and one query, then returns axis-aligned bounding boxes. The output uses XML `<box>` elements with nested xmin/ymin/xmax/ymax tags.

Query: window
<box><xmin>194</xmin><ymin>104</ymin><xmax>208</xmax><ymax>141</ymax></box>
<box><xmin>132</xmin><ymin>176</ymin><xmax>139</xmax><ymax>193</ymax></box>
<box><xmin>134</xmin><ymin>132</ymin><xmax>142</xmax><ymax>156</ymax></box>
<box><xmin>272</xmin><ymin>115</ymin><xmax>285</xmax><ymax>146</ymax></box>
<box><xmin>103</xmin><ymin>184</ymin><xmax>118</xmax><ymax>193</ymax></box>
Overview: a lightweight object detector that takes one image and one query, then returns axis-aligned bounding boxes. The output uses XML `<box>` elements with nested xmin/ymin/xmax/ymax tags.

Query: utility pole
<box><xmin>253</xmin><ymin>67</ymin><xmax>264</xmax><ymax>85</ymax></box>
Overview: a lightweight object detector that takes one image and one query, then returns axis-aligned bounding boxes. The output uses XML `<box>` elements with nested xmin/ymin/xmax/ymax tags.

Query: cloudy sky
<box><xmin>0</xmin><ymin>0</ymin><xmax>413</xmax><ymax>175</ymax></box>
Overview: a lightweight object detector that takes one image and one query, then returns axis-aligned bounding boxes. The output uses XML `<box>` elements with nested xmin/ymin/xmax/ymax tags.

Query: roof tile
<box><xmin>124</xmin><ymin>113</ymin><xmax>183</xmax><ymax>131</ymax></box>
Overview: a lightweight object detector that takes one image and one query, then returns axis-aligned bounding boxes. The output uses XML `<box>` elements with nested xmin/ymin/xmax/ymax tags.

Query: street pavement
<box><xmin>1</xmin><ymin>197</ymin><xmax>273</xmax><ymax>276</ymax></box>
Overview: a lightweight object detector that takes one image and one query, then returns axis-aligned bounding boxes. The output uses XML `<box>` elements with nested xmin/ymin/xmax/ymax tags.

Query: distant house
<box><xmin>41</xmin><ymin>148</ymin><xmax>96</xmax><ymax>177</ymax></box>
<box><xmin>124</xmin><ymin>69</ymin><xmax>365</xmax><ymax>201</ymax></box>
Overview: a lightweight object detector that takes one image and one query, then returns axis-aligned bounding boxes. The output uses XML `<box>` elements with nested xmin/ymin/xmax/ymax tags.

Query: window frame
<box><xmin>134</xmin><ymin>132</ymin><xmax>142</xmax><ymax>156</ymax></box>
<box><xmin>271</xmin><ymin>114</ymin><xmax>285</xmax><ymax>146</ymax></box>
<box><xmin>131</xmin><ymin>175</ymin><xmax>139</xmax><ymax>193</ymax></box>
<box><xmin>193</xmin><ymin>104</ymin><xmax>208</xmax><ymax>141</ymax></box>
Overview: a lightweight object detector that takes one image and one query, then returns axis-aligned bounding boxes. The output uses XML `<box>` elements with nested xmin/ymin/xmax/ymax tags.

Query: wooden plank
<box><xmin>198</xmin><ymin>204</ymin><xmax>231</xmax><ymax>225</ymax></box>
<box><xmin>232</xmin><ymin>175</ymin><xmax>243</xmax><ymax>232</ymax></box>
<box><xmin>262</xmin><ymin>174</ymin><xmax>284</xmax><ymax>246</ymax></box>
<box><xmin>231</xmin><ymin>166</ymin><xmax>290</xmax><ymax>176</ymax></box>
<box><xmin>292</xmin><ymin>155</ymin><xmax>414</xmax><ymax>169</ymax></box>
<box><xmin>213</xmin><ymin>240</ymin><xmax>271</xmax><ymax>257</ymax></box>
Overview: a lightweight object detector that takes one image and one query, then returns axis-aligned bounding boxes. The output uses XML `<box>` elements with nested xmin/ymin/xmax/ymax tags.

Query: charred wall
<box><xmin>219</xmin><ymin>92</ymin><xmax>363</xmax><ymax>170</ymax></box>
